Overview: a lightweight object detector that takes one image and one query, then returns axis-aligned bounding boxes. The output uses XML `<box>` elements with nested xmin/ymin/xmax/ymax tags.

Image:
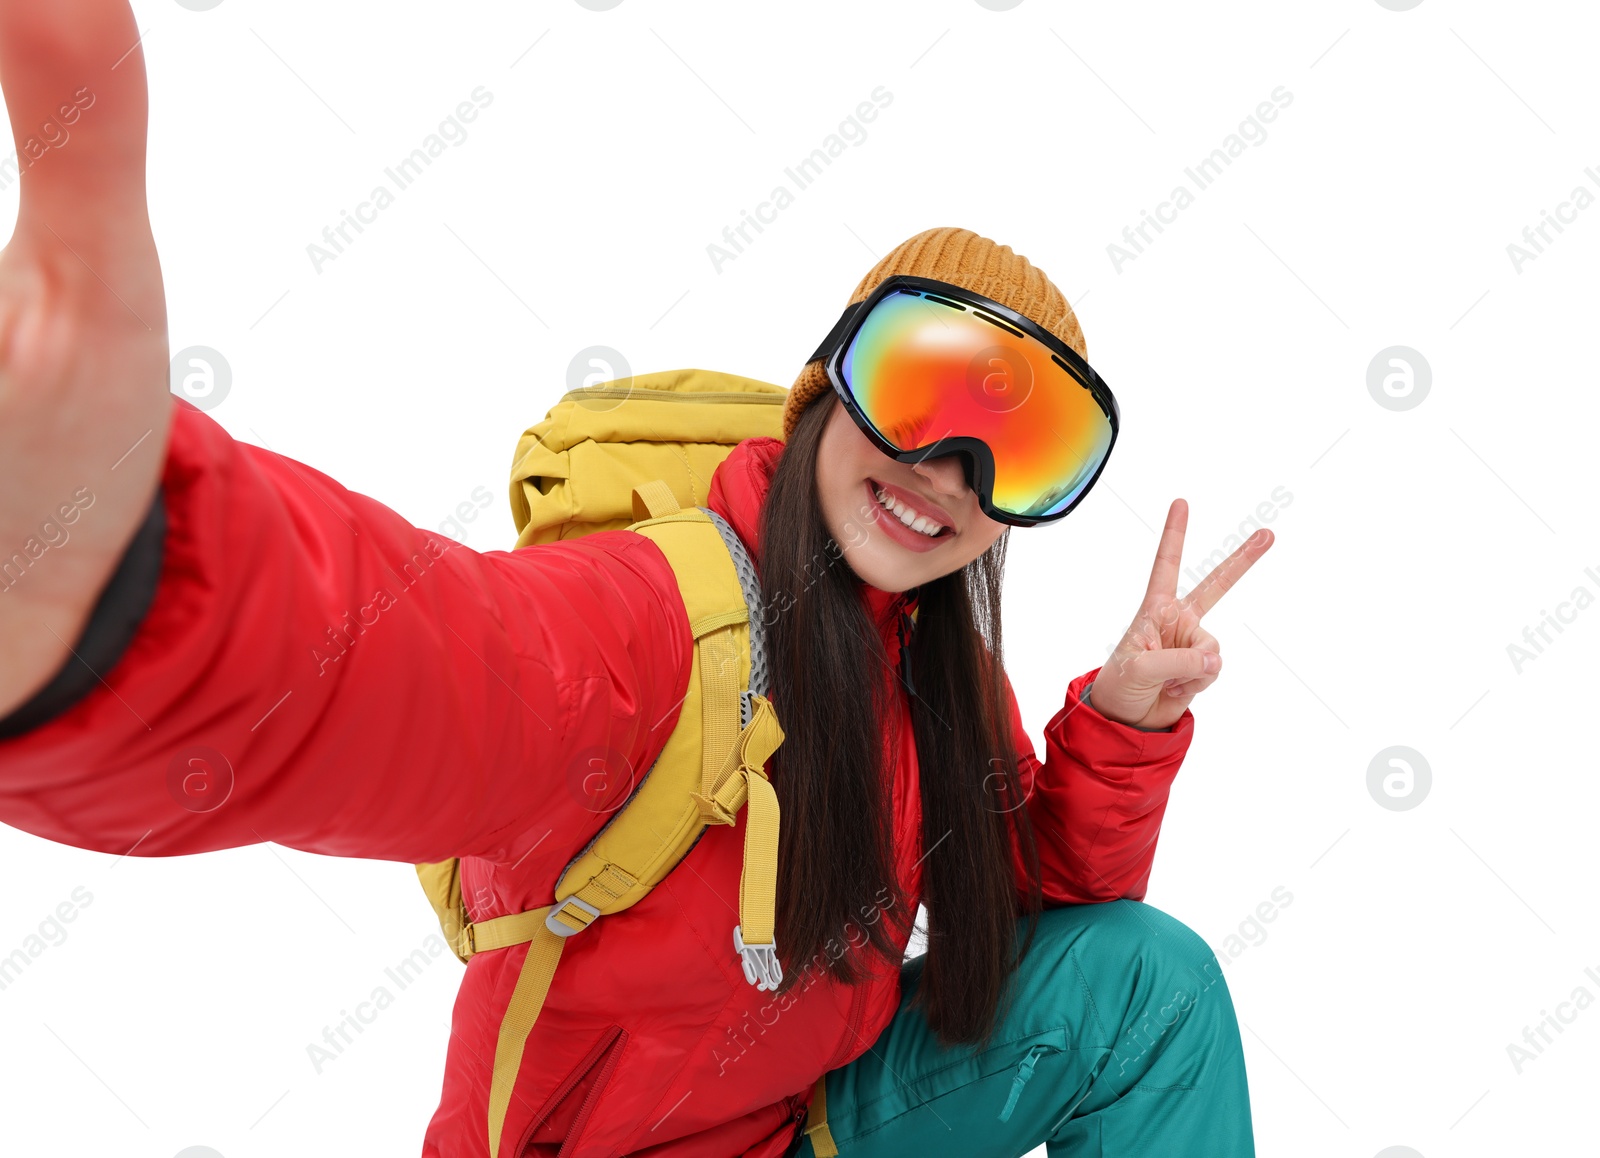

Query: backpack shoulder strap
<box><xmin>465</xmin><ymin>481</ymin><xmax>785</xmax><ymax>1158</ymax></box>
<box><xmin>412</xmin><ymin>472</ymin><xmax>699</xmax><ymax>964</ymax></box>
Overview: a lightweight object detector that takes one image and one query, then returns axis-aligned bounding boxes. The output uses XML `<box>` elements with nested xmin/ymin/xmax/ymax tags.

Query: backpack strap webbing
<box><xmin>473</xmin><ymin>486</ymin><xmax>783</xmax><ymax>1158</ymax></box>
<box><xmin>804</xmin><ymin>1072</ymin><xmax>840</xmax><ymax>1156</ymax></box>
<box><xmin>632</xmin><ymin>477</ymin><xmax>681</xmax><ymax>521</ymax></box>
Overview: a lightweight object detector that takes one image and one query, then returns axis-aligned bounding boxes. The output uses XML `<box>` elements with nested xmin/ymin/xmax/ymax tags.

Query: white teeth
<box><xmin>874</xmin><ymin>485</ymin><xmax>943</xmax><ymax>537</ymax></box>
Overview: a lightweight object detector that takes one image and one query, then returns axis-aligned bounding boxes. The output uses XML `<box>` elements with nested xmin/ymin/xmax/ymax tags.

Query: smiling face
<box><xmin>814</xmin><ymin>395</ymin><xmax>1008</xmax><ymax>593</ymax></box>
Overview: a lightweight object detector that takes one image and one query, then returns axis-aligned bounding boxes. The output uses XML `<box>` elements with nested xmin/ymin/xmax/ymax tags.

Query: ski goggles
<box><xmin>806</xmin><ymin>274</ymin><xmax>1120</xmax><ymax>528</ymax></box>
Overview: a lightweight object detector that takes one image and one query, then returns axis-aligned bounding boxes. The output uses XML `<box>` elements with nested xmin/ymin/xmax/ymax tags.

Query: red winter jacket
<box><xmin>0</xmin><ymin>396</ymin><xmax>1195</xmax><ymax>1158</ymax></box>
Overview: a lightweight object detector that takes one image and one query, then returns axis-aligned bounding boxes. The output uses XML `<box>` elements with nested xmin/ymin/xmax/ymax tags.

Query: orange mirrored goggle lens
<box><xmin>840</xmin><ymin>289</ymin><xmax>1114</xmax><ymax>520</ymax></box>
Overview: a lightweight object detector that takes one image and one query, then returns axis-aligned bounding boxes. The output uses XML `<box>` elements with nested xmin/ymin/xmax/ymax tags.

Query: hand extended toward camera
<box><xmin>0</xmin><ymin>0</ymin><xmax>171</xmax><ymax>716</ymax></box>
<box><xmin>1086</xmin><ymin>498</ymin><xmax>1273</xmax><ymax>733</ymax></box>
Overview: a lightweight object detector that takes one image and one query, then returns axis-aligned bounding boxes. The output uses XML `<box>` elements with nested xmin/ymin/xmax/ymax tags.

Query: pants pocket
<box><xmin>834</xmin><ymin>1024</ymin><xmax>1073</xmax><ymax>1148</ymax></box>
<box><xmin>995</xmin><ymin>1038</ymin><xmax>1066</xmax><ymax>1123</ymax></box>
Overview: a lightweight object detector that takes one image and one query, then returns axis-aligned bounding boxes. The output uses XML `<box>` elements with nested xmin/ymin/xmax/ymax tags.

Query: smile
<box><xmin>868</xmin><ymin>479</ymin><xmax>954</xmax><ymax>539</ymax></box>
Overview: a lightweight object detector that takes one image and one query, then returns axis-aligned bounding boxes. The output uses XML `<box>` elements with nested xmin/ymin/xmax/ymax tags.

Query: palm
<box><xmin>0</xmin><ymin>0</ymin><xmax>171</xmax><ymax>713</ymax></box>
<box><xmin>1089</xmin><ymin>498</ymin><xmax>1272</xmax><ymax>732</ymax></box>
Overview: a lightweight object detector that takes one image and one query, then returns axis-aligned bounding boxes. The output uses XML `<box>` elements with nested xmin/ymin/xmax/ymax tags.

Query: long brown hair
<box><xmin>760</xmin><ymin>395</ymin><xmax>1047</xmax><ymax>1052</ymax></box>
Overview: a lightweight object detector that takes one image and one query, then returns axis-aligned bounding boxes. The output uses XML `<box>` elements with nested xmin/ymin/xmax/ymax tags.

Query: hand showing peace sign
<box><xmin>1085</xmin><ymin>499</ymin><xmax>1273</xmax><ymax>733</ymax></box>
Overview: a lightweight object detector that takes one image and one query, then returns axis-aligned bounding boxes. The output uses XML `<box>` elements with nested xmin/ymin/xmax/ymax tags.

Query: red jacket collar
<box><xmin>705</xmin><ymin>436</ymin><xmax>916</xmax><ymax>629</ymax></box>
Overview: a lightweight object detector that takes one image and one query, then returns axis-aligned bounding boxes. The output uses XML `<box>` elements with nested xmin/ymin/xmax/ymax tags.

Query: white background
<box><xmin>1</xmin><ymin>1</ymin><xmax>1596</xmax><ymax>1156</ymax></box>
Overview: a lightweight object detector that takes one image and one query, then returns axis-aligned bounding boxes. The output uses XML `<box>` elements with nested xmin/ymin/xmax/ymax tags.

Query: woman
<box><xmin>0</xmin><ymin>6</ymin><xmax>1269</xmax><ymax>1156</ymax></box>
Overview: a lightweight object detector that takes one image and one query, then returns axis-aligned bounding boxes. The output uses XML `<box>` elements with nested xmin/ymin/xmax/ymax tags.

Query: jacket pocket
<box><xmin>516</xmin><ymin>1024</ymin><xmax>629</xmax><ymax>1158</ymax></box>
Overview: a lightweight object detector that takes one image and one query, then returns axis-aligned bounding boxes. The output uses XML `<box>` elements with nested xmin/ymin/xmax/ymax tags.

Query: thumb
<box><xmin>0</xmin><ymin>0</ymin><xmax>151</xmax><ymax>247</ymax></box>
<box><xmin>1121</xmin><ymin>647</ymin><xmax>1220</xmax><ymax>688</ymax></box>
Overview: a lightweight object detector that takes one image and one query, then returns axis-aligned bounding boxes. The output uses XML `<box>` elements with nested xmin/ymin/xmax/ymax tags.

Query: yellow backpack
<box><xmin>413</xmin><ymin>367</ymin><xmax>793</xmax><ymax>1158</ymax></box>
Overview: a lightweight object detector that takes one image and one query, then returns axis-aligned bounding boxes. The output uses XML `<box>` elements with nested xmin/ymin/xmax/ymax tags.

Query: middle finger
<box><xmin>1178</xmin><ymin>529</ymin><xmax>1273</xmax><ymax>619</ymax></box>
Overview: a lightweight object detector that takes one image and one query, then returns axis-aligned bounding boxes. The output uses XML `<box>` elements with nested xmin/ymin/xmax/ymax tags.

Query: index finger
<box><xmin>1178</xmin><ymin>527</ymin><xmax>1273</xmax><ymax>619</ymax></box>
<box><xmin>1140</xmin><ymin>498</ymin><xmax>1190</xmax><ymax>608</ymax></box>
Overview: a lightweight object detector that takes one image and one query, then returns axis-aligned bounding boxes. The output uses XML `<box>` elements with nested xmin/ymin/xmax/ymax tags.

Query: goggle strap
<box><xmin>807</xmin><ymin>300</ymin><xmax>866</xmax><ymax>365</ymax></box>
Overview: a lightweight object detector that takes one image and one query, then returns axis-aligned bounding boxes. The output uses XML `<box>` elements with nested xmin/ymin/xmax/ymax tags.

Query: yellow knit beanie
<box><xmin>781</xmin><ymin>226</ymin><xmax>1087</xmax><ymax>442</ymax></box>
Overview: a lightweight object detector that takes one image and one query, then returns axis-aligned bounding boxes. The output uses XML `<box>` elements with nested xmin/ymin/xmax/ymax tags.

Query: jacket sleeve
<box><xmin>1003</xmin><ymin>664</ymin><xmax>1194</xmax><ymax>905</ymax></box>
<box><xmin>0</xmin><ymin>397</ymin><xmax>692</xmax><ymax>875</ymax></box>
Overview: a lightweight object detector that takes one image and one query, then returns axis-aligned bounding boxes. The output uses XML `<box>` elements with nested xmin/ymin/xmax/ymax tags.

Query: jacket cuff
<box><xmin>1081</xmin><ymin>680</ymin><xmax>1172</xmax><ymax>732</ymax></box>
<box><xmin>0</xmin><ymin>487</ymin><xmax>167</xmax><ymax>739</ymax></box>
<box><xmin>1054</xmin><ymin>666</ymin><xmax>1193</xmax><ymax>770</ymax></box>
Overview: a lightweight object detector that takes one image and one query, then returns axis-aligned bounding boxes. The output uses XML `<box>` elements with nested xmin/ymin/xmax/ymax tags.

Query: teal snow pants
<box><xmin>790</xmin><ymin>900</ymin><xmax>1254</xmax><ymax>1157</ymax></box>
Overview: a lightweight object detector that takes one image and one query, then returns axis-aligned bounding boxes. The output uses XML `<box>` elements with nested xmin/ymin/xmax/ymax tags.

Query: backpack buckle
<box><xmin>545</xmin><ymin>895</ymin><xmax>602</xmax><ymax>937</ymax></box>
<box><xmin>733</xmin><ymin>924</ymin><xmax>784</xmax><ymax>992</ymax></box>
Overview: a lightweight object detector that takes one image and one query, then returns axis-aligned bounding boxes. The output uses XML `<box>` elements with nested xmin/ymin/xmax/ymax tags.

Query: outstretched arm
<box><xmin>0</xmin><ymin>398</ymin><xmax>694</xmax><ymax>872</ymax></box>
<box><xmin>0</xmin><ymin>4</ymin><xmax>694</xmax><ymax>880</ymax></box>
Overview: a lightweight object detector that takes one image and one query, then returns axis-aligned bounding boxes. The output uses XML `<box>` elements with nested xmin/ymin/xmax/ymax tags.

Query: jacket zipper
<box><xmin>513</xmin><ymin>1024</ymin><xmax>626</xmax><ymax>1157</ymax></box>
<box><xmin>779</xmin><ymin>1090</ymin><xmax>809</xmax><ymax>1157</ymax></box>
<box><xmin>819</xmin><ymin>979</ymin><xmax>869</xmax><ymax>1075</ymax></box>
<box><xmin>557</xmin><ymin>1025</ymin><xmax>628</xmax><ymax>1158</ymax></box>
<box><xmin>895</xmin><ymin>606</ymin><xmax>916</xmax><ymax>698</ymax></box>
